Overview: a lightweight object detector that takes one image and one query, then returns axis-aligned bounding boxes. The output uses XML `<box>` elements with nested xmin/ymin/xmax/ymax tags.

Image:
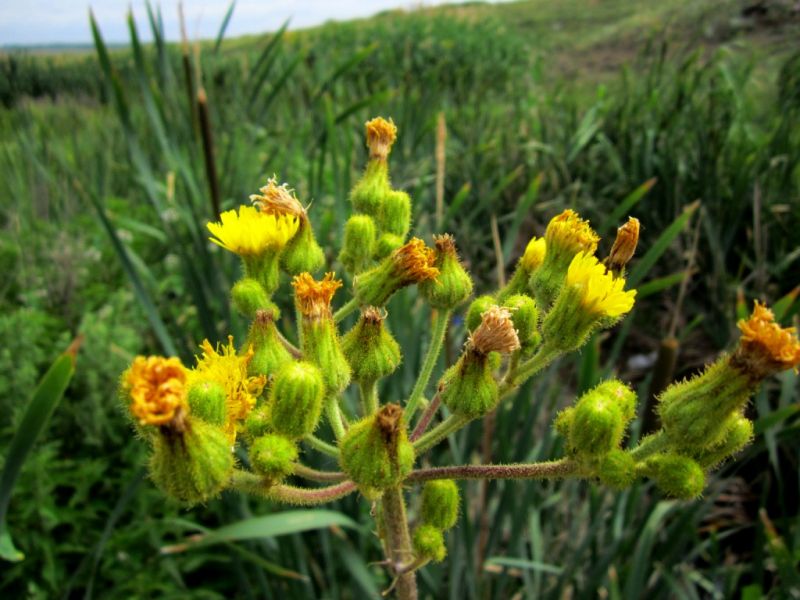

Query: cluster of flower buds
<box><xmin>411</xmin><ymin>480</ymin><xmax>460</xmax><ymax>563</ymax></box>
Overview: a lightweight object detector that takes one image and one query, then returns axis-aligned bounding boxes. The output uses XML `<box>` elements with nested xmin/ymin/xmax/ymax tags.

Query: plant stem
<box><xmin>499</xmin><ymin>345</ymin><xmax>558</xmax><ymax>398</ymax></box>
<box><xmin>276</xmin><ymin>327</ymin><xmax>302</xmax><ymax>358</ymax></box>
<box><xmin>292</xmin><ymin>463</ymin><xmax>346</xmax><ymax>483</ymax></box>
<box><xmin>406</xmin><ymin>459</ymin><xmax>578</xmax><ymax>482</ymax></box>
<box><xmin>231</xmin><ymin>470</ymin><xmax>356</xmax><ymax>505</ymax></box>
<box><xmin>381</xmin><ymin>487</ymin><xmax>417</xmax><ymax>600</ymax></box>
<box><xmin>630</xmin><ymin>431</ymin><xmax>669</xmax><ymax>462</ymax></box>
<box><xmin>409</xmin><ymin>393</ymin><xmax>441</xmax><ymax>442</ymax></box>
<box><xmin>404</xmin><ymin>309</ymin><xmax>450</xmax><ymax>420</ymax></box>
<box><xmin>413</xmin><ymin>413</ymin><xmax>470</xmax><ymax>455</ymax></box>
<box><xmin>333</xmin><ymin>298</ymin><xmax>360</xmax><ymax>323</ymax></box>
<box><xmin>360</xmin><ymin>381</ymin><xmax>379</xmax><ymax>415</ymax></box>
<box><xmin>303</xmin><ymin>434</ymin><xmax>340</xmax><ymax>458</ymax></box>
<box><xmin>326</xmin><ymin>395</ymin><xmax>347</xmax><ymax>440</ymax></box>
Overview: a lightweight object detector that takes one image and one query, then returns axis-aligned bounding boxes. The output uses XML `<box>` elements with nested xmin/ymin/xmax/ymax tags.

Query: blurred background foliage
<box><xmin>1</xmin><ymin>0</ymin><xmax>799</xmax><ymax>597</ymax></box>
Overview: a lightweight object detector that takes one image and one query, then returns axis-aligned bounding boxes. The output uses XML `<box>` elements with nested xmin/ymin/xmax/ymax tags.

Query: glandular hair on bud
<box><xmin>565</xmin><ymin>380</ymin><xmax>636</xmax><ymax>458</ymax></box>
<box><xmin>466</xmin><ymin>295</ymin><xmax>496</xmax><ymax>332</ymax></box>
<box><xmin>439</xmin><ymin>351</ymin><xmax>498</xmax><ymax>419</ymax></box>
<box><xmin>420</xmin><ymin>480</ymin><xmax>459</xmax><ymax>530</ymax></box>
<box><xmin>341</xmin><ymin>307</ymin><xmax>402</xmax><ymax>384</ymax></box>
<box><xmin>642</xmin><ymin>453</ymin><xmax>705</xmax><ymax>499</ymax></box>
<box><xmin>339</xmin><ymin>403</ymin><xmax>415</xmax><ymax>491</ymax></box>
<box><xmin>419</xmin><ymin>234</ymin><xmax>473</xmax><ymax>310</ymax></box>
<box><xmin>351</xmin><ymin>160</ymin><xmax>389</xmax><ymax>216</ymax></box>
<box><xmin>149</xmin><ymin>417</ymin><xmax>234</xmax><ymax>505</ymax></box>
<box><xmin>247</xmin><ymin>310</ymin><xmax>293</xmax><ymax>378</ymax></box>
<box><xmin>339</xmin><ymin>214</ymin><xmax>377</xmax><ymax>275</ymax></box>
<box><xmin>413</xmin><ymin>524</ymin><xmax>447</xmax><ymax>563</ymax></box>
<box><xmin>187</xmin><ymin>380</ymin><xmax>226</xmax><ymax>427</ymax></box>
<box><xmin>501</xmin><ymin>294</ymin><xmax>538</xmax><ymax>343</ymax></box>
<box><xmin>605</xmin><ymin>217</ymin><xmax>639</xmax><ymax>274</ymax></box>
<box><xmin>268</xmin><ymin>361</ymin><xmax>325</xmax><ymax>439</ymax></box>
<box><xmin>231</xmin><ymin>278</ymin><xmax>274</xmax><ymax>319</ymax></box>
<box><xmin>379</xmin><ymin>190</ymin><xmax>411</xmax><ymax>237</ymax></box>
<box><xmin>597</xmin><ymin>449</ymin><xmax>636</xmax><ymax>489</ymax></box>
<box><xmin>249</xmin><ymin>433</ymin><xmax>298</xmax><ymax>482</ymax></box>
<box><xmin>282</xmin><ymin>219</ymin><xmax>326</xmax><ymax>275</ymax></box>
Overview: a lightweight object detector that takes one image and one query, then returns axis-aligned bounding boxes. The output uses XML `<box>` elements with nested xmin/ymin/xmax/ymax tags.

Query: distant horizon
<box><xmin>0</xmin><ymin>0</ymin><xmax>499</xmax><ymax>48</ymax></box>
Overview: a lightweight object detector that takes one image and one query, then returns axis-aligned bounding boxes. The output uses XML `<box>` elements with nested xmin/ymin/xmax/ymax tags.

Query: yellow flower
<box><xmin>733</xmin><ymin>302</ymin><xmax>800</xmax><ymax>377</ymax></box>
<box><xmin>365</xmin><ymin>116</ymin><xmax>397</xmax><ymax>160</ymax></box>
<box><xmin>191</xmin><ymin>336</ymin><xmax>266</xmax><ymax>440</ymax></box>
<box><xmin>207</xmin><ymin>205</ymin><xmax>299</xmax><ymax>256</ymax></box>
<box><xmin>125</xmin><ymin>356</ymin><xmax>188</xmax><ymax>426</ymax></box>
<box><xmin>393</xmin><ymin>237</ymin><xmax>440</xmax><ymax>283</ymax></box>
<box><xmin>292</xmin><ymin>272</ymin><xmax>343</xmax><ymax>320</ymax></box>
<box><xmin>566</xmin><ymin>252</ymin><xmax>636</xmax><ymax>318</ymax></box>
<box><xmin>520</xmin><ymin>237</ymin><xmax>546</xmax><ymax>271</ymax></box>
<box><xmin>545</xmin><ymin>209</ymin><xmax>599</xmax><ymax>257</ymax></box>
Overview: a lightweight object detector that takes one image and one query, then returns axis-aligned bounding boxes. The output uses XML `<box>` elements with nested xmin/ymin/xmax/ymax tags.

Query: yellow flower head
<box><xmin>191</xmin><ymin>336</ymin><xmax>266</xmax><ymax>440</ymax></box>
<box><xmin>392</xmin><ymin>237</ymin><xmax>440</xmax><ymax>284</ymax></box>
<box><xmin>468</xmin><ymin>305</ymin><xmax>521</xmax><ymax>355</ymax></box>
<box><xmin>545</xmin><ymin>209</ymin><xmax>599</xmax><ymax>257</ymax></box>
<box><xmin>521</xmin><ymin>237</ymin><xmax>546</xmax><ymax>271</ymax></box>
<box><xmin>606</xmin><ymin>217</ymin><xmax>640</xmax><ymax>272</ymax></box>
<box><xmin>250</xmin><ymin>177</ymin><xmax>306</xmax><ymax>219</ymax></box>
<box><xmin>365</xmin><ymin>116</ymin><xmax>397</xmax><ymax>160</ymax></box>
<box><xmin>125</xmin><ymin>356</ymin><xmax>188</xmax><ymax>426</ymax></box>
<box><xmin>292</xmin><ymin>272</ymin><xmax>343</xmax><ymax>320</ymax></box>
<box><xmin>207</xmin><ymin>205</ymin><xmax>299</xmax><ymax>256</ymax></box>
<box><xmin>566</xmin><ymin>251</ymin><xmax>636</xmax><ymax>318</ymax></box>
<box><xmin>733</xmin><ymin>302</ymin><xmax>800</xmax><ymax>378</ymax></box>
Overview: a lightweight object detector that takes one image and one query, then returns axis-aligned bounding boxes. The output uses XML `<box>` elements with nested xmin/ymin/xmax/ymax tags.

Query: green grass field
<box><xmin>1</xmin><ymin>1</ymin><xmax>799</xmax><ymax>597</ymax></box>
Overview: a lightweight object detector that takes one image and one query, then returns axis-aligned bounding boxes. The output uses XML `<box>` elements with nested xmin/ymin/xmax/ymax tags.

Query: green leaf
<box><xmin>599</xmin><ymin>178</ymin><xmax>656</xmax><ymax>233</ymax></box>
<box><xmin>214</xmin><ymin>1</ymin><xmax>236</xmax><ymax>53</ymax></box>
<box><xmin>484</xmin><ymin>556</ymin><xmax>563</xmax><ymax>575</ymax></box>
<box><xmin>0</xmin><ymin>339</ymin><xmax>79</xmax><ymax>562</ymax></box>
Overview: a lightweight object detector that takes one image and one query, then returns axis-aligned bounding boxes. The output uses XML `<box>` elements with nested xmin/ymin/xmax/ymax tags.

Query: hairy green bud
<box><xmin>249</xmin><ymin>433</ymin><xmax>298</xmax><ymax>482</ymax></box>
<box><xmin>439</xmin><ymin>351</ymin><xmax>498</xmax><ymax>419</ymax></box>
<box><xmin>231</xmin><ymin>278</ymin><xmax>275</xmax><ymax>319</ymax></box>
<box><xmin>502</xmin><ymin>294</ymin><xmax>538</xmax><ymax>343</ymax></box>
<box><xmin>565</xmin><ymin>380</ymin><xmax>635</xmax><ymax>458</ymax></box>
<box><xmin>350</xmin><ymin>160</ymin><xmax>389</xmax><ymax>216</ymax></box>
<box><xmin>597</xmin><ymin>449</ymin><xmax>636</xmax><ymax>489</ymax></box>
<box><xmin>243</xmin><ymin>405</ymin><xmax>270</xmax><ymax>441</ymax></box>
<box><xmin>269</xmin><ymin>361</ymin><xmax>325</xmax><ymax>439</ymax></box>
<box><xmin>339</xmin><ymin>403</ymin><xmax>415</xmax><ymax>491</ymax></box>
<box><xmin>186</xmin><ymin>380</ymin><xmax>226</xmax><ymax>427</ymax></box>
<box><xmin>642</xmin><ymin>453</ymin><xmax>705</xmax><ymax>499</ymax></box>
<box><xmin>413</xmin><ymin>524</ymin><xmax>446</xmax><ymax>562</ymax></box>
<box><xmin>420</xmin><ymin>480</ymin><xmax>459</xmax><ymax>530</ymax></box>
<box><xmin>466</xmin><ymin>295</ymin><xmax>496</xmax><ymax>332</ymax></box>
<box><xmin>339</xmin><ymin>214</ymin><xmax>377</xmax><ymax>275</ymax></box>
<box><xmin>282</xmin><ymin>219</ymin><xmax>325</xmax><ymax>275</ymax></box>
<box><xmin>691</xmin><ymin>413</ymin><xmax>754</xmax><ymax>469</ymax></box>
<box><xmin>379</xmin><ymin>190</ymin><xmax>411</xmax><ymax>237</ymax></box>
<box><xmin>375</xmin><ymin>232</ymin><xmax>405</xmax><ymax>259</ymax></box>
<box><xmin>247</xmin><ymin>310</ymin><xmax>294</xmax><ymax>378</ymax></box>
<box><xmin>419</xmin><ymin>234</ymin><xmax>473</xmax><ymax>310</ymax></box>
<box><xmin>341</xmin><ymin>307</ymin><xmax>402</xmax><ymax>384</ymax></box>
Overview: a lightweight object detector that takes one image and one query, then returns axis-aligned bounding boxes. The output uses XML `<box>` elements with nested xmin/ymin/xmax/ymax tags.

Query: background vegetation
<box><xmin>1</xmin><ymin>0</ymin><xmax>799</xmax><ymax>597</ymax></box>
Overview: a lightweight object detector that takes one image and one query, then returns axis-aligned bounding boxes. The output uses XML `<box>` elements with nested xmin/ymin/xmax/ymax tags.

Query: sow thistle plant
<box><xmin>121</xmin><ymin>117</ymin><xmax>800</xmax><ymax>598</ymax></box>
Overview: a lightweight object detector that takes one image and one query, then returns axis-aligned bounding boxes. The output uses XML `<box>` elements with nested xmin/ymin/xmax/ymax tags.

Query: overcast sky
<box><xmin>0</xmin><ymin>1</ymin><xmax>484</xmax><ymax>46</ymax></box>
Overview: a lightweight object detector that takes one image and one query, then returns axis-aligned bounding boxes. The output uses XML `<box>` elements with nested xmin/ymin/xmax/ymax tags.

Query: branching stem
<box><xmin>406</xmin><ymin>459</ymin><xmax>578</xmax><ymax>482</ymax></box>
<box><xmin>333</xmin><ymin>298</ymin><xmax>360</xmax><ymax>323</ymax></box>
<box><xmin>231</xmin><ymin>470</ymin><xmax>357</xmax><ymax>505</ymax></box>
<box><xmin>413</xmin><ymin>413</ymin><xmax>470</xmax><ymax>455</ymax></box>
<box><xmin>292</xmin><ymin>463</ymin><xmax>346</xmax><ymax>483</ymax></box>
<box><xmin>404</xmin><ymin>309</ymin><xmax>450</xmax><ymax>420</ymax></box>
<box><xmin>303</xmin><ymin>434</ymin><xmax>340</xmax><ymax>458</ymax></box>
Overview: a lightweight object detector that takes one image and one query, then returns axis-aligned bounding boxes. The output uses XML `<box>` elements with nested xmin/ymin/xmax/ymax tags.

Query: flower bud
<box><xmin>420</xmin><ymin>480</ymin><xmax>459</xmax><ymax>530</ymax></box>
<box><xmin>341</xmin><ymin>307</ymin><xmax>402</xmax><ymax>384</ymax></box>
<box><xmin>351</xmin><ymin>161</ymin><xmax>389</xmax><ymax>216</ymax></box>
<box><xmin>246</xmin><ymin>310</ymin><xmax>293</xmax><ymax>378</ymax></box>
<box><xmin>249</xmin><ymin>433</ymin><xmax>298</xmax><ymax>482</ymax></box>
<box><xmin>282</xmin><ymin>219</ymin><xmax>326</xmax><ymax>275</ymax></box>
<box><xmin>498</xmin><ymin>237</ymin><xmax>546</xmax><ymax>302</ymax></box>
<box><xmin>419</xmin><ymin>234</ymin><xmax>473</xmax><ymax>310</ymax></box>
<box><xmin>375</xmin><ymin>232</ymin><xmax>405</xmax><ymax>259</ymax></box>
<box><xmin>354</xmin><ymin>238</ymin><xmax>439</xmax><ymax>307</ymax></box>
<box><xmin>642</xmin><ymin>453</ymin><xmax>705</xmax><ymax>499</ymax></box>
<box><xmin>339</xmin><ymin>403</ymin><xmax>415</xmax><ymax>491</ymax></box>
<box><xmin>413</xmin><ymin>524</ymin><xmax>446</xmax><ymax>563</ymax></box>
<box><xmin>378</xmin><ymin>190</ymin><xmax>411</xmax><ymax>237</ymax></box>
<box><xmin>501</xmin><ymin>294</ymin><xmax>538</xmax><ymax>343</ymax></box>
<box><xmin>149</xmin><ymin>416</ymin><xmax>234</xmax><ymax>505</ymax></box>
<box><xmin>440</xmin><ymin>352</ymin><xmax>498</xmax><ymax>419</ymax></box>
<box><xmin>691</xmin><ymin>413</ymin><xmax>753</xmax><ymax>469</ymax></box>
<box><xmin>231</xmin><ymin>278</ymin><xmax>275</xmax><ymax>319</ymax></box>
<box><xmin>597</xmin><ymin>449</ymin><xmax>636</xmax><ymax>489</ymax></box>
<box><xmin>604</xmin><ymin>217</ymin><xmax>639</xmax><ymax>275</ymax></box>
<box><xmin>339</xmin><ymin>214</ymin><xmax>377</xmax><ymax>275</ymax></box>
<box><xmin>187</xmin><ymin>380</ymin><xmax>226</xmax><ymax>427</ymax></box>
<box><xmin>466</xmin><ymin>295</ymin><xmax>496</xmax><ymax>331</ymax></box>
<box><xmin>243</xmin><ymin>405</ymin><xmax>270</xmax><ymax>441</ymax></box>
<box><xmin>268</xmin><ymin>361</ymin><xmax>325</xmax><ymax>439</ymax></box>
<box><xmin>567</xmin><ymin>392</ymin><xmax>625</xmax><ymax>457</ymax></box>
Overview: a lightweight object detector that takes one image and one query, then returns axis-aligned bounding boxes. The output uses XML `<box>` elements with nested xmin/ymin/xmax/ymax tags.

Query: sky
<box><xmin>0</xmin><ymin>0</ymin><xmax>478</xmax><ymax>46</ymax></box>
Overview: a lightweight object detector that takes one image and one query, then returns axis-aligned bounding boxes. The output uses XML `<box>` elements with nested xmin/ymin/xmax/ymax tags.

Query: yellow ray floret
<box><xmin>545</xmin><ymin>209</ymin><xmax>599</xmax><ymax>255</ymax></box>
<box><xmin>393</xmin><ymin>238</ymin><xmax>440</xmax><ymax>283</ymax></box>
<box><xmin>191</xmin><ymin>336</ymin><xmax>266</xmax><ymax>440</ymax></box>
<box><xmin>566</xmin><ymin>251</ymin><xmax>636</xmax><ymax>318</ymax></box>
<box><xmin>207</xmin><ymin>205</ymin><xmax>299</xmax><ymax>256</ymax></box>
<box><xmin>292</xmin><ymin>272</ymin><xmax>343</xmax><ymax>319</ymax></box>
<box><xmin>737</xmin><ymin>302</ymin><xmax>800</xmax><ymax>373</ymax></box>
<box><xmin>521</xmin><ymin>237</ymin><xmax>546</xmax><ymax>271</ymax></box>
<box><xmin>125</xmin><ymin>356</ymin><xmax>187</xmax><ymax>426</ymax></box>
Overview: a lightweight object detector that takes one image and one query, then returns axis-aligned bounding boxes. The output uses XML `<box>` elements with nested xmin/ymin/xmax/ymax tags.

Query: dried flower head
<box><xmin>392</xmin><ymin>237</ymin><xmax>440</xmax><ymax>283</ymax></box>
<box><xmin>126</xmin><ymin>356</ymin><xmax>188</xmax><ymax>426</ymax></box>
<box><xmin>606</xmin><ymin>217</ymin><xmax>640</xmax><ymax>273</ymax></box>
<box><xmin>365</xmin><ymin>116</ymin><xmax>397</xmax><ymax>160</ymax></box>
<box><xmin>433</xmin><ymin>233</ymin><xmax>458</xmax><ymax>256</ymax></box>
<box><xmin>362</xmin><ymin>306</ymin><xmax>387</xmax><ymax>324</ymax></box>
<box><xmin>250</xmin><ymin>176</ymin><xmax>306</xmax><ymax>219</ymax></box>
<box><xmin>545</xmin><ymin>209</ymin><xmax>599</xmax><ymax>257</ymax></box>
<box><xmin>732</xmin><ymin>302</ymin><xmax>800</xmax><ymax>378</ymax></box>
<box><xmin>520</xmin><ymin>237</ymin><xmax>546</xmax><ymax>271</ymax></box>
<box><xmin>566</xmin><ymin>252</ymin><xmax>636</xmax><ymax>318</ymax></box>
<box><xmin>468</xmin><ymin>305</ymin><xmax>521</xmax><ymax>355</ymax></box>
<box><xmin>292</xmin><ymin>272</ymin><xmax>343</xmax><ymax>319</ymax></box>
<box><xmin>207</xmin><ymin>205</ymin><xmax>299</xmax><ymax>256</ymax></box>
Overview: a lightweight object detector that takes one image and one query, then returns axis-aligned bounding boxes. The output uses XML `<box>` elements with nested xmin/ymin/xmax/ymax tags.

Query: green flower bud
<box><xmin>243</xmin><ymin>405</ymin><xmax>270</xmax><ymax>441</ymax></box>
<box><xmin>249</xmin><ymin>433</ymin><xmax>298</xmax><ymax>482</ymax></box>
<box><xmin>246</xmin><ymin>310</ymin><xmax>293</xmax><ymax>378</ymax></box>
<box><xmin>378</xmin><ymin>190</ymin><xmax>411</xmax><ymax>237</ymax></box>
<box><xmin>244</xmin><ymin>251</ymin><xmax>282</xmax><ymax>296</ymax></box>
<box><xmin>187</xmin><ymin>380</ymin><xmax>226</xmax><ymax>426</ymax></box>
<box><xmin>420</xmin><ymin>480</ymin><xmax>459</xmax><ymax>530</ymax></box>
<box><xmin>231</xmin><ymin>278</ymin><xmax>275</xmax><ymax>319</ymax></box>
<box><xmin>642</xmin><ymin>453</ymin><xmax>705</xmax><ymax>499</ymax></box>
<box><xmin>351</xmin><ymin>160</ymin><xmax>389</xmax><ymax>216</ymax></box>
<box><xmin>339</xmin><ymin>215</ymin><xmax>377</xmax><ymax>275</ymax></box>
<box><xmin>375</xmin><ymin>232</ymin><xmax>404</xmax><ymax>259</ymax></box>
<box><xmin>597</xmin><ymin>449</ymin><xmax>636</xmax><ymax>489</ymax></box>
<box><xmin>341</xmin><ymin>307</ymin><xmax>402</xmax><ymax>384</ymax></box>
<box><xmin>413</xmin><ymin>524</ymin><xmax>446</xmax><ymax>563</ymax></box>
<box><xmin>354</xmin><ymin>238</ymin><xmax>439</xmax><ymax>307</ymax></box>
<box><xmin>419</xmin><ymin>234</ymin><xmax>473</xmax><ymax>310</ymax></box>
<box><xmin>658</xmin><ymin>357</ymin><xmax>754</xmax><ymax>451</ymax></box>
<box><xmin>269</xmin><ymin>361</ymin><xmax>325</xmax><ymax>439</ymax></box>
<box><xmin>501</xmin><ymin>294</ymin><xmax>538</xmax><ymax>343</ymax></box>
<box><xmin>440</xmin><ymin>351</ymin><xmax>498</xmax><ymax>419</ymax></box>
<box><xmin>339</xmin><ymin>403</ymin><xmax>415</xmax><ymax>491</ymax></box>
<box><xmin>149</xmin><ymin>416</ymin><xmax>234</xmax><ymax>505</ymax></box>
<box><xmin>554</xmin><ymin>407</ymin><xmax>574</xmax><ymax>438</ymax></box>
<box><xmin>466</xmin><ymin>295</ymin><xmax>496</xmax><ymax>331</ymax></box>
<box><xmin>691</xmin><ymin>413</ymin><xmax>753</xmax><ymax>469</ymax></box>
<box><xmin>282</xmin><ymin>219</ymin><xmax>325</xmax><ymax>275</ymax></box>
<box><xmin>566</xmin><ymin>380</ymin><xmax>635</xmax><ymax>458</ymax></box>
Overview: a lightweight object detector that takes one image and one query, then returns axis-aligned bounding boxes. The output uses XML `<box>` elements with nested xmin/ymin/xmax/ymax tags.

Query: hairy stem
<box><xmin>406</xmin><ymin>459</ymin><xmax>578</xmax><ymax>482</ymax></box>
<box><xmin>409</xmin><ymin>393</ymin><xmax>441</xmax><ymax>442</ymax></box>
<box><xmin>630</xmin><ymin>431</ymin><xmax>669</xmax><ymax>462</ymax></box>
<box><xmin>326</xmin><ymin>395</ymin><xmax>347</xmax><ymax>440</ymax></box>
<box><xmin>292</xmin><ymin>463</ymin><xmax>346</xmax><ymax>483</ymax></box>
<box><xmin>231</xmin><ymin>470</ymin><xmax>356</xmax><ymax>505</ymax></box>
<box><xmin>499</xmin><ymin>345</ymin><xmax>558</xmax><ymax>398</ymax></box>
<box><xmin>276</xmin><ymin>327</ymin><xmax>302</xmax><ymax>358</ymax></box>
<box><xmin>413</xmin><ymin>413</ymin><xmax>470</xmax><ymax>455</ymax></box>
<box><xmin>303</xmin><ymin>434</ymin><xmax>340</xmax><ymax>458</ymax></box>
<box><xmin>360</xmin><ymin>381</ymin><xmax>379</xmax><ymax>415</ymax></box>
<box><xmin>404</xmin><ymin>309</ymin><xmax>450</xmax><ymax>420</ymax></box>
<box><xmin>333</xmin><ymin>298</ymin><xmax>360</xmax><ymax>323</ymax></box>
<box><xmin>381</xmin><ymin>487</ymin><xmax>418</xmax><ymax>600</ymax></box>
